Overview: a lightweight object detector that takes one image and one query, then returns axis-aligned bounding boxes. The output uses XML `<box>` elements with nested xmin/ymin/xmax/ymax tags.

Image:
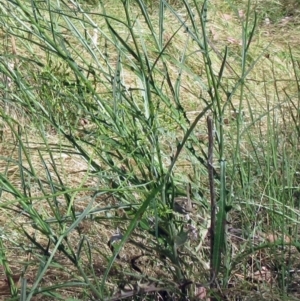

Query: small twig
<box><xmin>207</xmin><ymin>116</ymin><xmax>216</xmax><ymax>295</ymax></box>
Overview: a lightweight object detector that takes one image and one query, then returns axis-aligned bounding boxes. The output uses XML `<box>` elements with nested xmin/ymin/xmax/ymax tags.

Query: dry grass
<box><xmin>1</xmin><ymin>0</ymin><xmax>300</xmax><ymax>300</ymax></box>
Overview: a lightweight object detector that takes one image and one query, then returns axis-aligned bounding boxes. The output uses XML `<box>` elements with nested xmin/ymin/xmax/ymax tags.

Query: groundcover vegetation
<box><xmin>0</xmin><ymin>0</ymin><xmax>300</xmax><ymax>300</ymax></box>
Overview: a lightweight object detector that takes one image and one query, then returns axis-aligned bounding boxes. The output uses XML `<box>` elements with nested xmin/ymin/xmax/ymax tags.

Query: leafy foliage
<box><xmin>0</xmin><ymin>0</ymin><xmax>300</xmax><ymax>300</ymax></box>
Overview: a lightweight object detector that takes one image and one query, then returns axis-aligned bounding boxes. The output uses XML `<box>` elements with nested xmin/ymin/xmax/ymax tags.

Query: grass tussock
<box><xmin>0</xmin><ymin>0</ymin><xmax>300</xmax><ymax>300</ymax></box>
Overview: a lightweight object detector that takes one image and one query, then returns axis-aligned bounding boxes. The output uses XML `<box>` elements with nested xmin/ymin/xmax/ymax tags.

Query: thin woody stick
<box><xmin>207</xmin><ymin>116</ymin><xmax>216</xmax><ymax>296</ymax></box>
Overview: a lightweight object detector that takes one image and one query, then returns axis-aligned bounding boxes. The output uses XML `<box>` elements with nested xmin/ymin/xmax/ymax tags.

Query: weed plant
<box><xmin>0</xmin><ymin>0</ymin><xmax>300</xmax><ymax>300</ymax></box>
